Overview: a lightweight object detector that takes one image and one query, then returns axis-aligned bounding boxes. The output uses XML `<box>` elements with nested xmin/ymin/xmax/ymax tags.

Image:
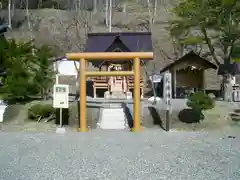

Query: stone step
<box><xmin>102</xmin><ymin>116</ymin><xmax>125</xmax><ymax>119</ymax></box>
<box><xmin>102</xmin><ymin>108</ymin><xmax>124</xmax><ymax>111</ymax></box>
<box><xmin>102</xmin><ymin>112</ymin><xmax>124</xmax><ymax>115</ymax></box>
<box><xmin>103</xmin><ymin>104</ymin><xmax>123</xmax><ymax>108</ymax></box>
<box><xmin>100</xmin><ymin>119</ymin><xmax>126</xmax><ymax>124</ymax></box>
<box><xmin>230</xmin><ymin>112</ymin><xmax>240</xmax><ymax>122</ymax></box>
<box><xmin>230</xmin><ymin>113</ymin><xmax>240</xmax><ymax>117</ymax></box>
<box><xmin>102</xmin><ymin>115</ymin><xmax>125</xmax><ymax>120</ymax></box>
<box><xmin>102</xmin><ymin>118</ymin><xmax>125</xmax><ymax>121</ymax></box>
<box><xmin>100</xmin><ymin>123</ymin><xmax>125</xmax><ymax>126</ymax></box>
<box><xmin>234</xmin><ymin>109</ymin><xmax>240</xmax><ymax>113</ymax></box>
<box><xmin>99</xmin><ymin>125</ymin><xmax>126</xmax><ymax>130</ymax></box>
<box><xmin>102</xmin><ymin>108</ymin><xmax>123</xmax><ymax>112</ymax></box>
<box><xmin>100</xmin><ymin>122</ymin><xmax>126</xmax><ymax>126</ymax></box>
<box><xmin>231</xmin><ymin>117</ymin><xmax>240</xmax><ymax>122</ymax></box>
<box><xmin>99</xmin><ymin>108</ymin><xmax>126</xmax><ymax>129</ymax></box>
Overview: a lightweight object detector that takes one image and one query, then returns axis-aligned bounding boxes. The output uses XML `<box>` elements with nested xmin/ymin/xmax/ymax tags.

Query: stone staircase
<box><xmin>98</xmin><ymin>107</ymin><xmax>127</xmax><ymax>129</ymax></box>
<box><xmin>230</xmin><ymin>109</ymin><xmax>240</xmax><ymax>122</ymax></box>
<box><xmin>98</xmin><ymin>91</ymin><xmax>131</xmax><ymax>130</ymax></box>
<box><xmin>104</xmin><ymin>91</ymin><xmax>132</xmax><ymax>100</ymax></box>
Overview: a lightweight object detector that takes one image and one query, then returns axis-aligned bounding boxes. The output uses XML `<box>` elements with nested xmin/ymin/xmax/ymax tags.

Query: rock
<box><xmin>148</xmin><ymin>96</ymin><xmax>161</xmax><ymax>103</ymax></box>
<box><xmin>208</xmin><ymin>93</ymin><xmax>216</xmax><ymax>99</ymax></box>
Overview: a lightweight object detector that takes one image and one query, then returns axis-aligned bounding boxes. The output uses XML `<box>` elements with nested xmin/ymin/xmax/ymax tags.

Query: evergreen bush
<box><xmin>179</xmin><ymin>91</ymin><xmax>215</xmax><ymax>123</ymax></box>
<box><xmin>28</xmin><ymin>103</ymin><xmax>55</xmax><ymax>120</ymax></box>
<box><xmin>187</xmin><ymin>91</ymin><xmax>215</xmax><ymax>112</ymax></box>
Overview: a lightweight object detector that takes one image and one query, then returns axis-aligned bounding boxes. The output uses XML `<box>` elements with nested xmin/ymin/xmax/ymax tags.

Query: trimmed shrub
<box><xmin>178</xmin><ymin>91</ymin><xmax>215</xmax><ymax>123</ymax></box>
<box><xmin>187</xmin><ymin>91</ymin><xmax>215</xmax><ymax>112</ymax></box>
<box><xmin>28</xmin><ymin>103</ymin><xmax>55</xmax><ymax>120</ymax></box>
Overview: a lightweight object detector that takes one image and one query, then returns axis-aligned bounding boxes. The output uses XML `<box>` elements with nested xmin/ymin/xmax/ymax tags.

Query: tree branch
<box><xmin>201</xmin><ymin>27</ymin><xmax>220</xmax><ymax>65</ymax></box>
<box><xmin>159</xmin><ymin>47</ymin><xmax>175</xmax><ymax>62</ymax></box>
<box><xmin>229</xmin><ymin>40</ymin><xmax>236</xmax><ymax>57</ymax></box>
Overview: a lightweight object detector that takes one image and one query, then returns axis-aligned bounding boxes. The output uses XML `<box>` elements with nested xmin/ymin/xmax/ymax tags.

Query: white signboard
<box><xmin>150</xmin><ymin>74</ymin><xmax>162</xmax><ymax>83</ymax></box>
<box><xmin>163</xmin><ymin>71</ymin><xmax>172</xmax><ymax>110</ymax></box>
<box><xmin>53</xmin><ymin>84</ymin><xmax>69</xmax><ymax>108</ymax></box>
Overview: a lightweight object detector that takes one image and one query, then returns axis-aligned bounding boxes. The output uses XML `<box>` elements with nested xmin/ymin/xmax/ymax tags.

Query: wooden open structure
<box><xmin>66</xmin><ymin>52</ymin><xmax>153</xmax><ymax>132</ymax></box>
<box><xmin>85</xmin><ymin>32</ymin><xmax>153</xmax><ymax>98</ymax></box>
<box><xmin>161</xmin><ymin>51</ymin><xmax>217</xmax><ymax>98</ymax></box>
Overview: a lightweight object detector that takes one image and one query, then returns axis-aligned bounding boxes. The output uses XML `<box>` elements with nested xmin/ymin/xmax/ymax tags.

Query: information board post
<box><xmin>163</xmin><ymin>71</ymin><xmax>172</xmax><ymax>131</ymax></box>
<box><xmin>59</xmin><ymin>108</ymin><xmax>63</xmax><ymax>128</ymax></box>
<box><xmin>53</xmin><ymin>84</ymin><xmax>69</xmax><ymax>133</ymax></box>
<box><xmin>149</xmin><ymin>73</ymin><xmax>162</xmax><ymax>104</ymax></box>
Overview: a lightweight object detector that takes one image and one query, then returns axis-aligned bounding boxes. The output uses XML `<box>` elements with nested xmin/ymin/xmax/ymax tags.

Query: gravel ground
<box><xmin>0</xmin><ymin>130</ymin><xmax>239</xmax><ymax>180</ymax></box>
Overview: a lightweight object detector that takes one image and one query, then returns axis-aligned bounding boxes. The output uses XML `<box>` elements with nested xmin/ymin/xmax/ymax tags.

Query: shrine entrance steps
<box><xmin>97</xmin><ymin>91</ymin><xmax>131</xmax><ymax>130</ymax></box>
<box><xmin>99</xmin><ymin>106</ymin><xmax>127</xmax><ymax>130</ymax></box>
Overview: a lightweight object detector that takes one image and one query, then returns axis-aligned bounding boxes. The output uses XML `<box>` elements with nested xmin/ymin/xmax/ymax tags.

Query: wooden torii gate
<box><xmin>66</xmin><ymin>52</ymin><xmax>153</xmax><ymax>132</ymax></box>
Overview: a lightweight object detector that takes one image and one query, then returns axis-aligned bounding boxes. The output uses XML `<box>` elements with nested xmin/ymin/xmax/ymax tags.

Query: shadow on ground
<box><xmin>178</xmin><ymin>109</ymin><xmax>202</xmax><ymax>124</ymax></box>
<box><xmin>122</xmin><ymin>103</ymin><xmax>164</xmax><ymax>129</ymax></box>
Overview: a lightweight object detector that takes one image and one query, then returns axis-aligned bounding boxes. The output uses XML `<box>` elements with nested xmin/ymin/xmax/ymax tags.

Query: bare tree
<box><xmin>105</xmin><ymin>0</ymin><xmax>109</xmax><ymax>28</ymax></box>
<box><xmin>146</xmin><ymin>0</ymin><xmax>157</xmax><ymax>31</ymax></box>
<box><xmin>93</xmin><ymin>0</ymin><xmax>97</xmax><ymax>14</ymax></box>
<box><xmin>8</xmin><ymin>0</ymin><xmax>12</xmax><ymax>28</ymax></box>
<box><xmin>17</xmin><ymin>0</ymin><xmax>35</xmax><ymax>55</ymax></box>
<box><xmin>49</xmin><ymin>1</ymin><xmax>92</xmax><ymax>73</ymax></box>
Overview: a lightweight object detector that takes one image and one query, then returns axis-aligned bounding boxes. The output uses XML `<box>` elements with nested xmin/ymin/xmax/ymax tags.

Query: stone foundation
<box><xmin>68</xmin><ymin>100</ymin><xmax>167</xmax><ymax>130</ymax></box>
<box><xmin>68</xmin><ymin>102</ymin><xmax>100</xmax><ymax>129</ymax></box>
<box><xmin>104</xmin><ymin>91</ymin><xmax>132</xmax><ymax>99</ymax></box>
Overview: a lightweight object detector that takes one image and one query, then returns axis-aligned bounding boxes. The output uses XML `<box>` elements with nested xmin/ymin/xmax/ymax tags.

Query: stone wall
<box><xmin>68</xmin><ymin>102</ymin><xmax>100</xmax><ymax>129</ymax></box>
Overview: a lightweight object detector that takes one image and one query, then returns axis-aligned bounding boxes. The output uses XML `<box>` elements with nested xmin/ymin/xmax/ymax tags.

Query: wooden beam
<box><xmin>66</xmin><ymin>52</ymin><xmax>153</xmax><ymax>60</ymax></box>
<box><xmin>86</xmin><ymin>71</ymin><xmax>134</xmax><ymax>77</ymax></box>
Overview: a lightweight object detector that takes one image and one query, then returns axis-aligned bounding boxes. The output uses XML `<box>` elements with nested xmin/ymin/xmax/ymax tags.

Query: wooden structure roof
<box><xmin>160</xmin><ymin>51</ymin><xmax>217</xmax><ymax>73</ymax></box>
<box><xmin>85</xmin><ymin>32</ymin><xmax>153</xmax><ymax>67</ymax></box>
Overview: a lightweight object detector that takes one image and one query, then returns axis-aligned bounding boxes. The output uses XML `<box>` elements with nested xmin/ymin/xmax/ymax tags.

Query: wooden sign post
<box><xmin>163</xmin><ymin>71</ymin><xmax>172</xmax><ymax>131</ymax></box>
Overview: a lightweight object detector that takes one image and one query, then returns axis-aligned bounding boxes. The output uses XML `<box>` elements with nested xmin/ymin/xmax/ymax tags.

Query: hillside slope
<box><xmin>0</xmin><ymin>1</ymin><xmax>220</xmax><ymax>89</ymax></box>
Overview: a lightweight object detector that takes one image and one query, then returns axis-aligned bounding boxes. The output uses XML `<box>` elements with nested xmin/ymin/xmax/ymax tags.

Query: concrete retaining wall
<box><xmin>68</xmin><ymin>102</ymin><xmax>101</xmax><ymax>129</ymax></box>
<box><xmin>68</xmin><ymin>99</ymin><xmax>169</xmax><ymax>130</ymax></box>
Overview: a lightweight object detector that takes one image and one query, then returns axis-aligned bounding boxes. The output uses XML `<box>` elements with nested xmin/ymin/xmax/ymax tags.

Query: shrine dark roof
<box><xmin>218</xmin><ymin>63</ymin><xmax>240</xmax><ymax>75</ymax></box>
<box><xmin>85</xmin><ymin>32</ymin><xmax>153</xmax><ymax>66</ymax></box>
<box><xmin>160</xmin><ymin>51</ymin><xmax>217</xmax><ymax>73</ymax></box>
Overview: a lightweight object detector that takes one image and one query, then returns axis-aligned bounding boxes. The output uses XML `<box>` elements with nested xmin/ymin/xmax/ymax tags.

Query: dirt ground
<box><xmin>171</xmin><ymin>101</ymin><xmax>240</xmax><ymax>134</ymax></box>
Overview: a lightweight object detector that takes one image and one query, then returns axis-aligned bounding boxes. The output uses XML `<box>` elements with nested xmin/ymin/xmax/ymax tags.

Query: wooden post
<box><xmin>132</xmin><ymin>57</ymin><xmax>142</xmax><ymax>132</ymax></box>
<box><xmin>165</xmin><ymin>110</ymin><xmax>170</xmax><ymax>131</ymax></box>
<box><xmin>163</xmin><ymin>71</ymin><xmax>172</xmax><ymax>131</ymax></box>
<box><xmin>93</xmin><ymin>85</ymin><xmax>96</xmax><ymax>98</ymax></box>
<box><xmin>79</xmin><ymin>58</ymin><xmax>88</xmax><ymax>132</ymax></box>
<box><xmin>173</xmin><ymin>68</ymin><xmax>177</xmax><ymax>98</ymax></box>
